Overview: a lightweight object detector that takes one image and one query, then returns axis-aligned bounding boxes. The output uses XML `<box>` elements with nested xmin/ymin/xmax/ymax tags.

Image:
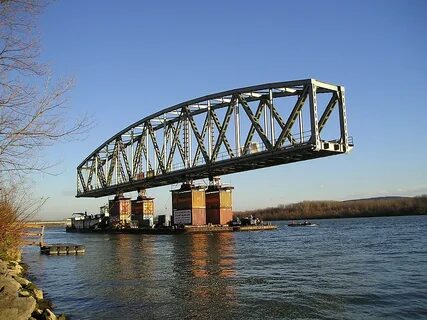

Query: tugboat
<box><xmin>288</xmin><ymin>220</ymin><xmax>318</xmax><ymax>227</ymax></box>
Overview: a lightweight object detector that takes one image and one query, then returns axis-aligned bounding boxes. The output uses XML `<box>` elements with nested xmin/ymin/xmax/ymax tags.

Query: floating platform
<box><xmin>66</xmin><ymin>224</ymin><xmax>277</xmax><ymax>235</ymax></box>
<box><xmin>234</xmin><ymin>225</ymin><xmax>277</xmax><ymax>232</ymax></box>
<box><xmin>40</xmin><ymin>243</ymin><xmax>85</xmax><ymax>255</ymax></box>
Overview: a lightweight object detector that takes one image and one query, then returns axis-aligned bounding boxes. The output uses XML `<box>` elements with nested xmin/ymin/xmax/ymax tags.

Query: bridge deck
<box><xmin>79</xmin><ymin>141</ymin><xmax>351</xmax><ymax>197</ymax></box>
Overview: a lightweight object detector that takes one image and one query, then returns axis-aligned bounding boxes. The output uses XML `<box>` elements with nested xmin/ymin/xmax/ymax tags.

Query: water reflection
<box><xmin>190</xmin><ymin>233</ymin><xmax>235</xmax><ymax>278</ymax></box>
<box><xmin>171</xmin><ymin>233</ymin><xmax>237</xmax><ymax>318</ymax></box>
<box><xmin>85</xmin><ymin>234</ymin><xmax>163</xmax><ymax>315</ymax></box>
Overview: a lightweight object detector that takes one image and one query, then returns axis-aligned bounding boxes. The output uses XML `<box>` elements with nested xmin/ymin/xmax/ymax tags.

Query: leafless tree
<box><xmin>0</xmin><ymin>0</ymin><xmax>89</xmax><ymax>179</ymax></box>
<box><xmin>0</xmin><ymin>1</ymin><xmax>91</xmax><ymax>258</ymax></box>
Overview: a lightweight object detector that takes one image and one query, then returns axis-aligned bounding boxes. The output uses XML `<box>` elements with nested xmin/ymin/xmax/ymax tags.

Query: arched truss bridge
<box><xmin>77</xmin><ymin>79</ymin><xmax>353</xmax><ymax>198</ymax></box>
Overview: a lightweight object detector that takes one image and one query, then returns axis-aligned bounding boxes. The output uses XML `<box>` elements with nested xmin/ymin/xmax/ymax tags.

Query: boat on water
<box><xmin>288</xmin><ymin>220</ymin><xmax>318</xmax><ymax>227</ymax></box>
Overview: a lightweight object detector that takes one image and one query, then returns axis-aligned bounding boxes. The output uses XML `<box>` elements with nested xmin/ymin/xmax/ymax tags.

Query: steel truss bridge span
<box><xmin>77</xmin><ymin>79</ymin><xmax>352</xmax><ymax>198</ymax></box>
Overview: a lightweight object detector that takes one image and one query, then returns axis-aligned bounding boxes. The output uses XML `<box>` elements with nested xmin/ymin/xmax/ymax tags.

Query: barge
<box><xmin>66</xmin><ymin>222</ymin><xmax>277</xmax><ymax>235</ymax></box>
<box><xmin>68</xmin><ymin>182</ymin><xmax>277</xmax><ymax>235</ymax></box>
<box><xmin>66</xmin><ymin>212</ymin><xmax>277</xmax><ymax>235</ymax></box>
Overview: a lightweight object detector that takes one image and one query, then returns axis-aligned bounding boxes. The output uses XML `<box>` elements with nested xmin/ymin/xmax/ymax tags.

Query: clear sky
<box><xmin>31</xmin><ymin>0</ymin><xmax>427</xmax><ymax>219</ymax></box>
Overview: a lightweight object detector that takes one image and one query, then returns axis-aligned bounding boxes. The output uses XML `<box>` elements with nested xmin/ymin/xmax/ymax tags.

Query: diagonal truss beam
<box><xmin>86</xmin><ymin>159</ymin><xmax>96</xmax><ymax>190</ymax></box>
<box><xmin>147</xmin><ymin>122</ymin><xmax>166</xmax><ymax>174</ymax></box>
<box><xmin>210</xmin><ymin>109</ymin><xmax>234</xmax><ymax>158</ymax></box>
<box><xmin>212</xmin><ymin>101</ymin><xmax>235</xmax><ymax>161</ymax></box>
<box><xmin>242</xmin><ymin>99</ymin><xmax>266</xmax><ymax>155</ymax></box>
<box><xmin>239</xmin><ymin>95</ymin><xmax>273</xmax><ymax>151</ymax></box>
<box><xmin>106</xmin><ymin>140</ymin><xmax>119</xmax><ymax>185</ymax></box>
<box><xmin>96</xmin><ymin>154</ymin><xmax>106</xmax><ymax>187</ymax></box>
<box><xmin>275</xmin><ymin>85</ymin><xmax>309</xmax><ymax>149</ymax></box>
<box><xmin>159</xmin><ymin>124</ymin><xmax>171</xmax><ymax>170</ymax></box>
<box><xmin>166</xmin><ymin>117</ymin><xmax>184</xmax><ymax>170</ymax></box>
<box><xmin>183</xmin><ymin>106</ymin><xmax>210</xmax><ymax>165</ymax></box>
<box><xmin>118</xmin><ymin>139</ymin><xmax>132</xmax><ymax>179</ymax></box>
<box><xmin>193</xmin><ymin>112</ymin><xmax>210</xmax><ymax>166</ymax></box>
<box><xmin>117</xmin><ymin>139</ymin><xmax>127</xmax><ymax>183</ymax></box>
<box><xmin>132</xmin><ymin>132</ymin><xmax>145</xmax><ymax>178</ymax></box>
<box><xmin>141</xmin><ymin>134</ymin><xmax>152</xmax><ymax>172</ymax></box>
<box><xmin>266</xmin><ymin>100</ymin><xmax>296</xmax><ymax>144</ymax></box>
<box><xmin>78</xmin><ymin>169</ymin><xmax>87</xmax><ymax>193</ymax></box>
<box><xmin>169</xmin><ymin>121</ymin><xmax>186</xmax><ymax>166</ymax></box>
<box><xmin>318</xmin><ymin>92</ymin><xmax>338</xmax><ymax>133</ymax></box>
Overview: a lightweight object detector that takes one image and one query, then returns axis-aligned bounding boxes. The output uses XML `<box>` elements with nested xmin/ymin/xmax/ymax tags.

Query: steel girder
<box><xmin>77</xmin><ymin>79</ymin><xmax>352</xmax><ymax>198</ymax></box>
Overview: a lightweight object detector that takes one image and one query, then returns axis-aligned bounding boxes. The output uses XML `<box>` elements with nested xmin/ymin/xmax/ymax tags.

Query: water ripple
<box><xmin>23</xmin><ymin>216</ymin><xmax>427</xmax><ymax>320</ymax></box>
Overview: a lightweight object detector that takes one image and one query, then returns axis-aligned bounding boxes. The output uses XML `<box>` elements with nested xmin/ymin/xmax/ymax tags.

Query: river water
<box><xmin>23</xmin><ymin>216</ymin><xmax>427</xmax><ymax>320</ymax></box>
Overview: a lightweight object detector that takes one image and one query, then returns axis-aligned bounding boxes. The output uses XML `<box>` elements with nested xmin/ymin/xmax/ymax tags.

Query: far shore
<box><xmin>27</xmin><ymin>195</ymin><xmax>427</xmax><ymax>226</ymax></box>
<box><xmin>235</xmin><ymin>195</ymin><xmax>427</xmax><ymax>221</ymax></box>
<box><xmin>26</xmin><ymin>221</ymin><xmax>66</xmax><ymax>227</ymax></box>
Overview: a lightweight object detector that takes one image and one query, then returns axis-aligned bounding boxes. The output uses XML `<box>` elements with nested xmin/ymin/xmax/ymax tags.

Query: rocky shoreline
<box><xmin>0</xmin><ymin>258</ymin><xmax>66</xmax><ymax>320</ymax></box>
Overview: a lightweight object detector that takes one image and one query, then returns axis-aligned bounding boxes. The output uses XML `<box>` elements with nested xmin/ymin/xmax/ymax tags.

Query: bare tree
<box><xmin>0</xmin><ymin>0</ymin><xmax>89</xmax><ymax>178</ymax></box>
<box><xmin>0</xmin><ymin>1</ymin><xmax>90</xmax><ymax>258</ymax></box>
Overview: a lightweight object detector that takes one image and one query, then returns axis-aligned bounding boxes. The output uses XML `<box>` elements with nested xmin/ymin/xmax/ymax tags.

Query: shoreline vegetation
<box><xmin>0</xmin><ymin>192</ymin><xmax>66</xmax><ymax>319</ymax></box>
<box><xmin>235</xmin><ymin>195</ymin><xmax>427</xmax><ymax>221</ymax></box>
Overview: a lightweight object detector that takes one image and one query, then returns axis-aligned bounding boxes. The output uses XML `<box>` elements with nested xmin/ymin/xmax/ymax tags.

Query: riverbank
<box><xmin>27</xmin><ymin>221</ymin><xmax>67</xmax><ymax>228</ymax></box>
<box><xmin>235</xmin><ymin>195</ymin><xmax>427</xmax><ymax>221</ymax></box>
<box><xmin>0</xmin><ymin>256</ymin><xmax>66</xmax><ymax>320</ymax></box>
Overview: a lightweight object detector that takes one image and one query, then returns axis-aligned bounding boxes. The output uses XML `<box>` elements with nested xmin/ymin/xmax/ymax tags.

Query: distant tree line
<box><xmin>234</xmin><ymin>195</ymin><xmax>427</xmax><ymax>221</ymax></box>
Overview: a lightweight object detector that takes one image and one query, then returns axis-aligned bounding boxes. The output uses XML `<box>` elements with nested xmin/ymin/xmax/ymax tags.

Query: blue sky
<box><xmin>31</xmin><ymin>0</ymin><xmax>427</xmax><ymax>219</ymax></box>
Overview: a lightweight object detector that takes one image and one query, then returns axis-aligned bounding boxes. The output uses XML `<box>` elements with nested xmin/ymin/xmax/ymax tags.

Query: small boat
<box><xmin>288</xmin><ymin>220</ymin><xmax>318</xmax><ymax>227</ymax></box>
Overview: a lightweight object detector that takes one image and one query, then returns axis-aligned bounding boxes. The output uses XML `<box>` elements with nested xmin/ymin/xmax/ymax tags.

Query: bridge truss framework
<box><xmin>77</xmin><ymin>79</ymin><xmax>352</xmax><ymax>198</ymax></box>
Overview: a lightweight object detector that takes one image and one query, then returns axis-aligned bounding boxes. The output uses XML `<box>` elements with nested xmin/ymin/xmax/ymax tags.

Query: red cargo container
<box><xmin>206</xmin><ymin>208</ymin><xmax>233</xmax><ymax>225</ymax></box>
<box><xmin>205</xmin><ymin>186</ymin><xmax>233</xmax><ymax>225</ymax></box>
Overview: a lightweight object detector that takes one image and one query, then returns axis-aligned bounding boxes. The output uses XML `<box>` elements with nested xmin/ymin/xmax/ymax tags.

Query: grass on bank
<box><xmin>235</xmin><ymin>195</ymin><xmax>427</xmax><ymax>221</ymax></box>
<box><xmin>0</xmin><ymin>187</ymin><xmax>42</xmax><ymax>261</ymax></box>
<box><xmin>0</xmin><ymin>196</ymin><xmax>25</xmax><ymax>261</ymax></box>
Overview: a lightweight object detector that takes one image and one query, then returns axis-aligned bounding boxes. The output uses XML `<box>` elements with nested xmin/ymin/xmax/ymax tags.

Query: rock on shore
<box><xmin>0</xmin><ymin>259</ymin><xmax>65</xmax><ymax>320</ymax></box>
